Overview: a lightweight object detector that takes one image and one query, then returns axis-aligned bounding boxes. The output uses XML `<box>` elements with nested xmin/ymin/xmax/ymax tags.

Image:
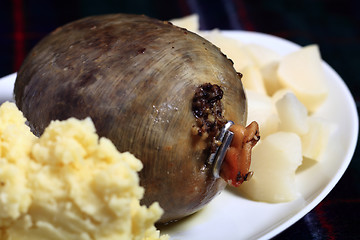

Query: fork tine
<box><xmin>206</xmin><ymin>121</ymin><xmax>234</xmax><ymax>178</ymax></box>
<box><xmin>213</xmin><ymin>129</ymin><xmax>234</xmax><ymax>178</ymax></box>
<box><xmin>207</xmin><ymin>121</ymin><xmax>234</xmax><ymax>165</ymax></box>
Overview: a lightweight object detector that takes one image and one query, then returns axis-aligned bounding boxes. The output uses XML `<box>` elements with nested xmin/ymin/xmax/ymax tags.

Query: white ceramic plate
<box><xmin>0</xmin><ymin>31</ymin><xmax>358</xmax><ymax>240</ymax></box>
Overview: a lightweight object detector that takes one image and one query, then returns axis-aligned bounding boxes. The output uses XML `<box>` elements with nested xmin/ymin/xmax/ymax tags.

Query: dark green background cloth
<box><xmin>1</xmin><ymin>0</ymin><xmax>359</xmax><ymax>239</ymax></box>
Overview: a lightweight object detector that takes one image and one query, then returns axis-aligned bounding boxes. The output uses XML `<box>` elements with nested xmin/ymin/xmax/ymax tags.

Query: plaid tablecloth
<box><xmin>1</xmin><ymin>0</ymin><xmax>359</xmax><ymax>239</ymax></box>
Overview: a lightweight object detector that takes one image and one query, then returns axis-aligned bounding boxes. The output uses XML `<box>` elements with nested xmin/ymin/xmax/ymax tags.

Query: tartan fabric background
<box><xmin>1</xmin><ymin>0</ymin><xmax>359</xmax><ymax>239</ymax></box>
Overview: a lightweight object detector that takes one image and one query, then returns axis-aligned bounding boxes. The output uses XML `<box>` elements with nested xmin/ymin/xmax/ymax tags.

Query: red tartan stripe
<box><xmin>320</xmin><ymin>198</ymin><xmax>360</xmax><ymax>205</ymax></box>
<box><xmin>177</xmin><ymin>0</ymin><xmax>192</xmax><ymax>17</ymax></box>
<box><xmin>313</xmin><ymin>198</ymin><xmax>360</xmax><ymax>239</ymax></box>
<box><xmin>233</xmin><ymin>0</ymin><xmax>255</xmax><ymax>31</ymax></box>
<box><xmin>12</xmin><ymin>0</ymin><xmax>25</xmax><ymax>72</ymax></box>
<box><xmin>314</xmin><ymin>201</ymin><xmax>336</xmax><ymax>240</ymax></box>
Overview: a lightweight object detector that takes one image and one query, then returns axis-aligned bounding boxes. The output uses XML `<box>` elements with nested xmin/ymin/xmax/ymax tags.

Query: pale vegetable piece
<box><xmin>242</xmin><ymin>43</ymin><xmax>281</xmax><ymax>68</ymax></box>
<box><xmin>238</xmin><ymin>132</ymin><xmax>303</xmax><ymax>203</ymax></box>
<box><xmin>170</xmin><ymin>14</ymin><xmax>200</xmax><ymax>32</ymax></box>
<box><xmin>260</xmin><ymin>61</ymin><xmax>282</xmax><ymax>96</ymax></box>
<box><xmin>277</xmin><ymin>45</ymin><xmax>328</xmax><ymax>112</ymax></box>
<box><xmin>275</xmin><ymin>92</ymin><xmax>309</xmax><ymax>135</ymax></box>
<box><xmin>271</xmin><ymin>88</ymin><xmax>294</xmax><ymax>103</ymax></box>
<box><xmin>201</xmin><ymin>29</ymin><xmax>253</xmax><ymax>71</ymax></box>
<box><xmin>246</xmin><ymin>89</ymin><xmax>279</xmax><ymax>137</ymax></box>
<box><xmin>242</xmin><ymin>66</ymin><xmax>267</xmax><ymax>95</ymax></box>
<box><xmin>301</xmin><ymin>116</ymin><xmax>337</xmax><ymax>162</ymax></box>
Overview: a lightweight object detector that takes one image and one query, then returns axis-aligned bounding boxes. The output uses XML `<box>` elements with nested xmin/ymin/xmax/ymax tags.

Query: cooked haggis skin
<box><xmin>14</xmin><ymin>14</ymin><xmax>247</xmax><ymax>223</ymax></box>
<box><xmin>0</xmin><ymin>102</ymin><xmax>168</xmax><ymax>240</ymax></box>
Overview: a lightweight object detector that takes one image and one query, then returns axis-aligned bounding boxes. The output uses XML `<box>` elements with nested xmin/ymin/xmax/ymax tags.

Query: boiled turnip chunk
<box><xmin>260</xmin><ymin>61</ymin><xmax>282</xmax><ymax>96</ymax></box>
<box><xmin>246</xmin><ymin>89</ymin><xmax>279</xmax><ymax>137</ymax></box>
<box><xmin>238</xmin><ymin>132</ymin><xmax>302</xmax><ymax>203</ymax></box>
<box><xmin>242</xmin><ymin>43</ymin><xmax>281</xmax><ymax>68</ymax></box>
<box><xmin>301</xmin><ymin>116</ymin><xmax>337</xmax><ymax>162</ymax></box>
<box><xmin>275</xmin><ymin>92</ymin><xmax>309</xmax><ymax>135</ymax></box>
<box><xmin>277</xmin><ymin>45</ymin><xmax>328</xmax><ymax>112</ymax></box>
<box><xmin>200</xmin><ymin>30</ymin><xmax>254</xmax><ymax>72</ymax></box>
<box><xmin>241</xmin><ymin>66</ymin><xmax>267</xmax><ymax>95</ymax></box>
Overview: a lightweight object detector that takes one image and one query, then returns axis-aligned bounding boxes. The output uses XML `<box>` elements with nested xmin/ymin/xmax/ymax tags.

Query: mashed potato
<box><xmin>0</xmin><ymin>102</ymin><xmax>168</xmax><ymax>240</ymax></box>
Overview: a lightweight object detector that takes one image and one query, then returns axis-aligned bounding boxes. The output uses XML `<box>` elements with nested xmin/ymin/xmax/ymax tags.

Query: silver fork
<box><xmin>207</xmin><ymin>121</ymin><xmax>234</xmax><ymax>178</ymax></box>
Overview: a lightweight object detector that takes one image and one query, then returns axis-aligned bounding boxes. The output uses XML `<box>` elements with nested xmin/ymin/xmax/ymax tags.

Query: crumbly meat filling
<box><xmin>191</xmin><ymin>83</ymin><xmax>227</xmax><ymax>152</ymax></box>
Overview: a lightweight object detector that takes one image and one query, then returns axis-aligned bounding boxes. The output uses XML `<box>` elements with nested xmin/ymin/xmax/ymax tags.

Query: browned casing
<box><xmin>14</xmin><ymin>14</ymin><xmax>247</xmax><ymax>223</ymax></box>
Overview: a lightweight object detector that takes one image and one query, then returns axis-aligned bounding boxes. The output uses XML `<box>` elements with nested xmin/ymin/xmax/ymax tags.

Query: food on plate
<box><xmin>201</xmin><ymin>32</ymin><xmax>329</xmax><ymax>114</ymax></box>
<box><xmin>301</xmin><ymin>116</ymin><xmax>337</xmax><ymax>162</ymax></box>
<box><xmin>275</xmin><ymin>92</ymin><xmax>309</xmax><ymax>135</ymax></box>
<box><xmin>238</xmin><ymin>132</ymin><xmax>302</xmax><ymax>203</ymax></box>
<box><xmin>245</xmin><ymin>89</ymin><xmax>279</xmax><ymax>138</ymax></box>
<box><xmin>260</xmin><ymin>61</ymin><xmax>282</xmax><ymax>96</ymax></box>
<box><xmin>198</xmin><ymin>29</ymin><xmax>255</xmax><ymax>71</ymax></box>
<box><xmin>11</xmin><ymin>11</ymin><xmax>335</xmax><ymax>222</ymax></box>
<box><xmin>14</xmin><ymin>14</ymin><xmax>259</xmax><ymax>223</ymax></box>
<box><xmin>240</xmin><ymin>43</ymin><xmax>281</xmax><ymax>68</ymax></box>
<box><xmin>241</xmin><ymin>66</ymin><xmax>267</xmax><ymax>95</ymax></box>
<box><xmin>174</xmin><ymin>15</ymin><xmax>334</xmax><ymax>202</ymax></box>
<box><xmin>0</xmin><ymin>102</ymin><xmax>167</xmax><ymax>240</ymax></box>
<box><xmin>241</xmin><ymin>87</ymin><xmax>334</xmax><ymax>202</ymax></box>
<box><xmin>277</xmin><ymin>45</ymin><xmax>329</xmax><ymax>112</ymax></box>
